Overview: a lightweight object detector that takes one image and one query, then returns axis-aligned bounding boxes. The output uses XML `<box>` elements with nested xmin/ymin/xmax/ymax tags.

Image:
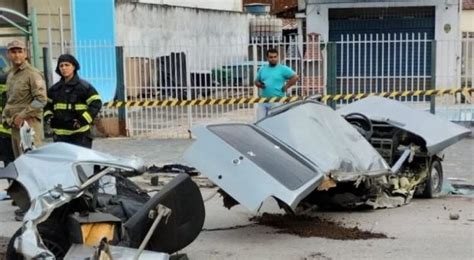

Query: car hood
<box><xmin>184</xmin><ymin>123</ymin><xmax>324</xmax><ymax>212</ymax></box>
<box><xmin>337</xmin><ymin>97</ymin><xmax>471</xmax><ymax>155</ymax></box>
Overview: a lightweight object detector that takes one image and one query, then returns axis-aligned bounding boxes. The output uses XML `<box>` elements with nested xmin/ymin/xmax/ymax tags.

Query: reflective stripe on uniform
<box><xmin>86</xmin><ymin>94</ymin><xmax>101</xmax><ymax>105</ymax></box>
<box><xmin>53</xmin><ymin>103</ymin><xmax>88</xmax><ymax>110</ymax></box>
<box><xmin>82</xmin><ymin>111</ymin><xmax>93</xmax><ymax>124</ymax></box>
<box><xmin>75</xmin><ymin>104</ymin><xmax>88</xmax><ymax>110</ymax></box>
<box><xmin>54</xmin><ymin>103</ymin><xmax>68</xmax><ymax>110</ymax></box>
<box><xmin>44</xmin><ymin>110</ymin><xmax>53</xmax><ymax>117</ymax></box>
<box><xmin>0</xmin><ymin>126</ymin><xmax>11</xmax><ymax>135</ymax></box>
<box><xmin>53</xmin><ymin>124</ymin><xmax>90</xmax><ymax>135</ymax></box>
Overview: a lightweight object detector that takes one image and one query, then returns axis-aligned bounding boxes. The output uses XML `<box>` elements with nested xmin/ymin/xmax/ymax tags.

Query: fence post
<box><xmin>29</xmin><ymin>8</ymin><xmax>41</xmax><ymax>68</ymax></box>
<box><xmin>252</xmin><ymin>39</ymin><xmax>258</xmax><ymax>98</ymax></box>
<box><xmin>430</xmin><ymin>40</ymin><xmax>436</xmax><ymax>114</ymax></box>
<box><xmin>42</xmin><ymin>47</ymin><xmax>52</xmax><ymax>89</ymax></box>
<box><xmin>326</xmin><ymin>42</ymin><xmax>337</xmax><ymax>109</ymax></box>
<box><xmin>186</xmin><ymin>50</ymin><xmax>192</xmax><ymax>138</ymax></box>
<box><xmin>115</xmin><ymin>46</ymin><xmax>127</xmax><ymax>136</ymax></box>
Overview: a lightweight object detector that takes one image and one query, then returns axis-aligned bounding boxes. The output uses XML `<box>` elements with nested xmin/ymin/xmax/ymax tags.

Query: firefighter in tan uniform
<box><xmin>2</xmin><ymin>40</ymin><xmax>47</xmax><ymax>158</ymax></box>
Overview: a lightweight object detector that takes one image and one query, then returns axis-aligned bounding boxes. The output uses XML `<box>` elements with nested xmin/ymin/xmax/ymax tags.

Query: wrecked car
<box><xmin>184</xmin><ymin>97</ymin><xmax>470</xmax><ymax>212</ymax></box>
<box><xmin>0</xmin><ymin>143</ymin><xmax>205</xmax><ymax>259</ymax></box>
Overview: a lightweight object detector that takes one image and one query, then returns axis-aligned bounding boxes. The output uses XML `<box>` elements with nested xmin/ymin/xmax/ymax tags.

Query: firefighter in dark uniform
<box><xmin>0</xmin><ymin>82</ymin><xmax>14</xmax><ymax>166</ymax></box>
<box><xmin>44</xmin><ymin>54</ymin><xmax>102</xmax><ymax>148</ymax></box>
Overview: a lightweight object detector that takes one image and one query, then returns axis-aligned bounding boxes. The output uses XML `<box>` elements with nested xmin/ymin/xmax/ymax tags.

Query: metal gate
<box><xmin>329</xmin><ymin>7</ymin><xmax>436</xmax><ymax>104</ymax></box>
<box><xmin>334</xmin><ymin>33</ymin><xmax>433</xmax><ymax>103</ymax></box>
<box><xmin>120</xmin><ymin>35</ymin><xmax>325</xmax><ymax>138</ymax></box>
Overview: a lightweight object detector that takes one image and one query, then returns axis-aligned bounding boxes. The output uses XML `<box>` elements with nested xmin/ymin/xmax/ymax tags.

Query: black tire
<box><xmin>6</xmin><ymin>224</ymin><xmax>71</xmax><ymax>260</ymax></box>
<box><xmin>422</xmin><ymin>159</ymin><xmax>443</xmax><ymax>198</ymax></box>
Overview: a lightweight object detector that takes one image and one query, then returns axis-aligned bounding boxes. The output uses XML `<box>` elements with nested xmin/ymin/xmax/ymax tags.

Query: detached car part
<box><xmin>0</xmin><ymin>143</ymin><xmax>205</xmax><ymax>259</ymax></box>
<box><xmin>185</xmin><ymin>98</ymin><xmax>470</xmax><ymax>211</ymax></box>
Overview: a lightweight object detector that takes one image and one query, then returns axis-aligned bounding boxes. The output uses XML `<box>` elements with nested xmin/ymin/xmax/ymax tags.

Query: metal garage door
<box><xmin>329</xmin><ymin>7</ymin><xmax>436</xmax><ymax>101</ymax></box>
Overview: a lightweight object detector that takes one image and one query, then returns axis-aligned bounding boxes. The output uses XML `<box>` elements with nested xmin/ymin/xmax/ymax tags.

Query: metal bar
<box><xmin>42</xmin><ymin>47</ymin><xmax>52</xmax><ymax>90</ymax></box>
<box><xmin>359</xmin><ymin>34</ymin><xmax>362</xmax><ymax>96</ymax></box>
<box><xmin>47</xmin><ymin>11</ymin><xmax>53</xmax><ymax>83</ymax></box>
<box><xmin>398</xmin><ymin>33</ymin><xmax>402</xmax><ymax>101</ymax></box>
<box><xmin>0</xmin><ymin>33</ymin><xmax>30</xmax><ymax>37</ymax></box>
<box><xmin>423</xmin><ymin>33</ymin><xmax>427</xmax><ymax>102</ymax></box>
<box><xmin>133</xmin><ymin>204</ymin><xmax>172</xmax><ymax>260</ymax></box>
<box><xmin>352</xmin><ymin>34</ymin><xmax>355</xmax><ymax>98</ymax></box>
<box><xmin>387</xmin><ymin>34</ymin><xmax>391</xmax><ymax>95</ymax></box>
<box><xmin>405</xmin><ymin>33</ymin><xmax>409</xmax><ymax>101</ymax></box>
<box><xmin>417</xmin><ymin>33</ymin><xmax>421</xmax><ymax>103</ymax></box>
<box><xmin>370</xmin><ymin>34</ymin><xmax>373</xmax><ymax>93</ymax></box>
<box><xmin>346</xmin><ymin>34</ymin><xmax>349</xmax><ymax>98</ymax></box>
<box><xmin>116</xmin><ymin>46</ymin><xmax>127</xmax><ymax>136</ymax></box>
<box><xmin>411</xmin><ymin>33</ymin><xmax>415</xmax><ymax>100</ymax></box>
<box><xmin>326</xmin><ymin>42</ymin><xmax>337</xmax><ymax>109</ymax></box>
<box><xmin>430</xmin><ymin>40</ymin><xmax>436</xmax><ymax>114</ymax></box>
<box><xmin>186</xmin><ymin>50</ymin><xmax>192</xmax><ymax>137</ymax></box>
<box><xmin>375</xmin><ymin>33</ymin><xmax>379</xmax><ymax>92</ymax></box>
<box><xmin>391</xmin><ymin>147</ymin><xmax>412</xmax><ymax>175</ymax></box>
<box><xmin>59</xmin><ymin>7</ymin><xmax>64</xmax><ymax>54</ymax></box>
<box><xmin>30</xmin><ymin>8</ymin><xmax>40</xmax><ymax>68</ymax></box>
<box><xmin>0</xmin><ymin>15</ymin><xmax>29</xmax><ymax>35</ymax></box>
<box><xmin>364</xmin><ymin>33</ymin><xmax>367</xmax><ymax>96</ymax></box>
<box><xmin>340</xmin><ymin>35</ymin><xmax>344</xmax><ymax>98</ymax></box>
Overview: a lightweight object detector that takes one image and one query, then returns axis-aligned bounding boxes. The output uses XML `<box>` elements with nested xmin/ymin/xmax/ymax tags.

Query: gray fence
<box><xmin>43</xmin><ymin>34</ymin><xmax>473</xmax><ymax>138</ymax></box>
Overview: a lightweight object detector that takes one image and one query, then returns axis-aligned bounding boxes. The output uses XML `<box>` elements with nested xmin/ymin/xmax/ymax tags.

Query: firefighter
<box><xmin>44</xmin><ymin>54</ymin><xmax>102</xmax><ymax>148</ymax></box>
<box><xmin>0</xmin><ymin>83</ymin><xmax>14</xmax><ymax>167</ymax></box>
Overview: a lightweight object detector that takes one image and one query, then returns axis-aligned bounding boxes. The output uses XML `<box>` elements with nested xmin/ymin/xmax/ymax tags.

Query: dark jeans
<box><xmin>0</xmin><ymin>135</ymin><xmax>14</xmax><ymax>166</ymax></box>
<box><xmin>53</xmin><ymin>132</ymin><xmax>93</xmax><ymax>149</ymax></box>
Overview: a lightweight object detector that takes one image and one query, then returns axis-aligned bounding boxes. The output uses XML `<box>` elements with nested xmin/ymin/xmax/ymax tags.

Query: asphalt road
<box><xmin>0</xmin><ymin>137</ymin><xmax>472</xmax><ymax>260</ymax></box>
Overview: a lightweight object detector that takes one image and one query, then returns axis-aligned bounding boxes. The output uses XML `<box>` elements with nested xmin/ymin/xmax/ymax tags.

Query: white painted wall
<box><xmin>137</xmin><ymin>0</ymin><xmax>242</xmax><ymax>12</ymax></box>
<box><xmin>461</xmin><ymin>10</ymin><xmax>474</xmax><ymax>32</ymax></box>
<box><xmin>116</xmin><ymin>2</ymin><xmax>253</xmax><ymax>70</ymax></box>
<box><xmin>304</xmin><ymin>0</ymin><xmax>461</xmax><ymax>89</ymax></box>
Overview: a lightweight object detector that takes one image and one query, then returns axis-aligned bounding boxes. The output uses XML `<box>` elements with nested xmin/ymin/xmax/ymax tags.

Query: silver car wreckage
<box><xmin>185</xmin><ymin>97</ymin><xmax>470</xmax><ymax>212</ymax></box>
<box><xmin>0</xmin><ymin>143</ymin><xmax>205</xmax><ymax>259</ymax></box>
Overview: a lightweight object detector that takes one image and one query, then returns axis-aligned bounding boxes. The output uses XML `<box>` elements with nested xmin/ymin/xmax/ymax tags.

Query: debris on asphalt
<box><xmin>450</xmin><ymin>183</ymin><xmax>474</xmax><ymax>195</ymax></box>
<box><xmin>147</xmin><ymin>164</ymin><xmax>199</xmax><ymax>176</ymax></box>
<box><xmin>251</xmin><ymin>213</ymin><xmax>389</xmax><ymax>240</ymax></box>
<box><xmin>449</xmin><ymin>213</ymin><xmax>460</xmax><ymax>220</ymax></box>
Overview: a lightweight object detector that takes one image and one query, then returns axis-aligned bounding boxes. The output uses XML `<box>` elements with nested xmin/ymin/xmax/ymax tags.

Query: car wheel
<box><xmin>6</xmin><ymin>224</ymin><xmax>71</xmax><ymax>259</ymax></box>
<box><xmin>422</xmin><ymin>159</ymin><xmax>443</xmax><ymax>198</ymax></box>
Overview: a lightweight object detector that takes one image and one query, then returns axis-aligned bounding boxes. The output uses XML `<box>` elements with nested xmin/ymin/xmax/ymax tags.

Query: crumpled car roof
<box><xmin>257</xmin><ymin>101</ymin><xmax>390</xmax><ymax>174</ymax></box>
<box><xmin>338</xmin><ymin>96</ymin><xmax>471</xmax><ymax>155</ymax></box>
<box><xmin>10</xmin><ymin>142</ymin><xmax>145</xmax><ymax>200</ymax></box>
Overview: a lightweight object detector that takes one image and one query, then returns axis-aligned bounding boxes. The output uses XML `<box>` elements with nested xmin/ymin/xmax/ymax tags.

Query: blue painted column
<box><xmin>71</xmin><ymin>0</ymin><xmax>116</xmax><ymax>101</ymax></box>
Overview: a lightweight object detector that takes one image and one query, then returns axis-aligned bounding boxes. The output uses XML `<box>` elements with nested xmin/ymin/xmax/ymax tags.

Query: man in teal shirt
<box><xmin>254</xmin><ymin>48</ymin><xmax>299</xmax><ymax>119</ymax></box>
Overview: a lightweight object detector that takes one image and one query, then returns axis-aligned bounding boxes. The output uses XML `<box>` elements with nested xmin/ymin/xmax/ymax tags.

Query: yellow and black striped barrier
<box><xmin>104</xmin><ymin>87</ymin><xmax>473</xmax><ymax>108</ymax></box>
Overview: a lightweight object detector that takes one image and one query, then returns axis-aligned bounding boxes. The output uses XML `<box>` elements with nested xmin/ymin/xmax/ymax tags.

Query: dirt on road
<box><xmin>252</xmin><ymin>213</ymin><xmax>390</xmax><ymax>240</ymax></box>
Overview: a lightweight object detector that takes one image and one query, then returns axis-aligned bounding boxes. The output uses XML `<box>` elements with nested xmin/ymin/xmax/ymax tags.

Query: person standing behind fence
<box><xmin>254</xmin><ymin>48</ymin><xmax>299</xmax><ymax>120</ymax></box>
<box><xmin>2</xmin><ymin>40</ymin><xmax>47</xmax><ymax>158</ymax></box>
<box><xmin>44</xmin><ymin>54</ymin><xmax>102</xmax><ymax>148</ymax></box>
